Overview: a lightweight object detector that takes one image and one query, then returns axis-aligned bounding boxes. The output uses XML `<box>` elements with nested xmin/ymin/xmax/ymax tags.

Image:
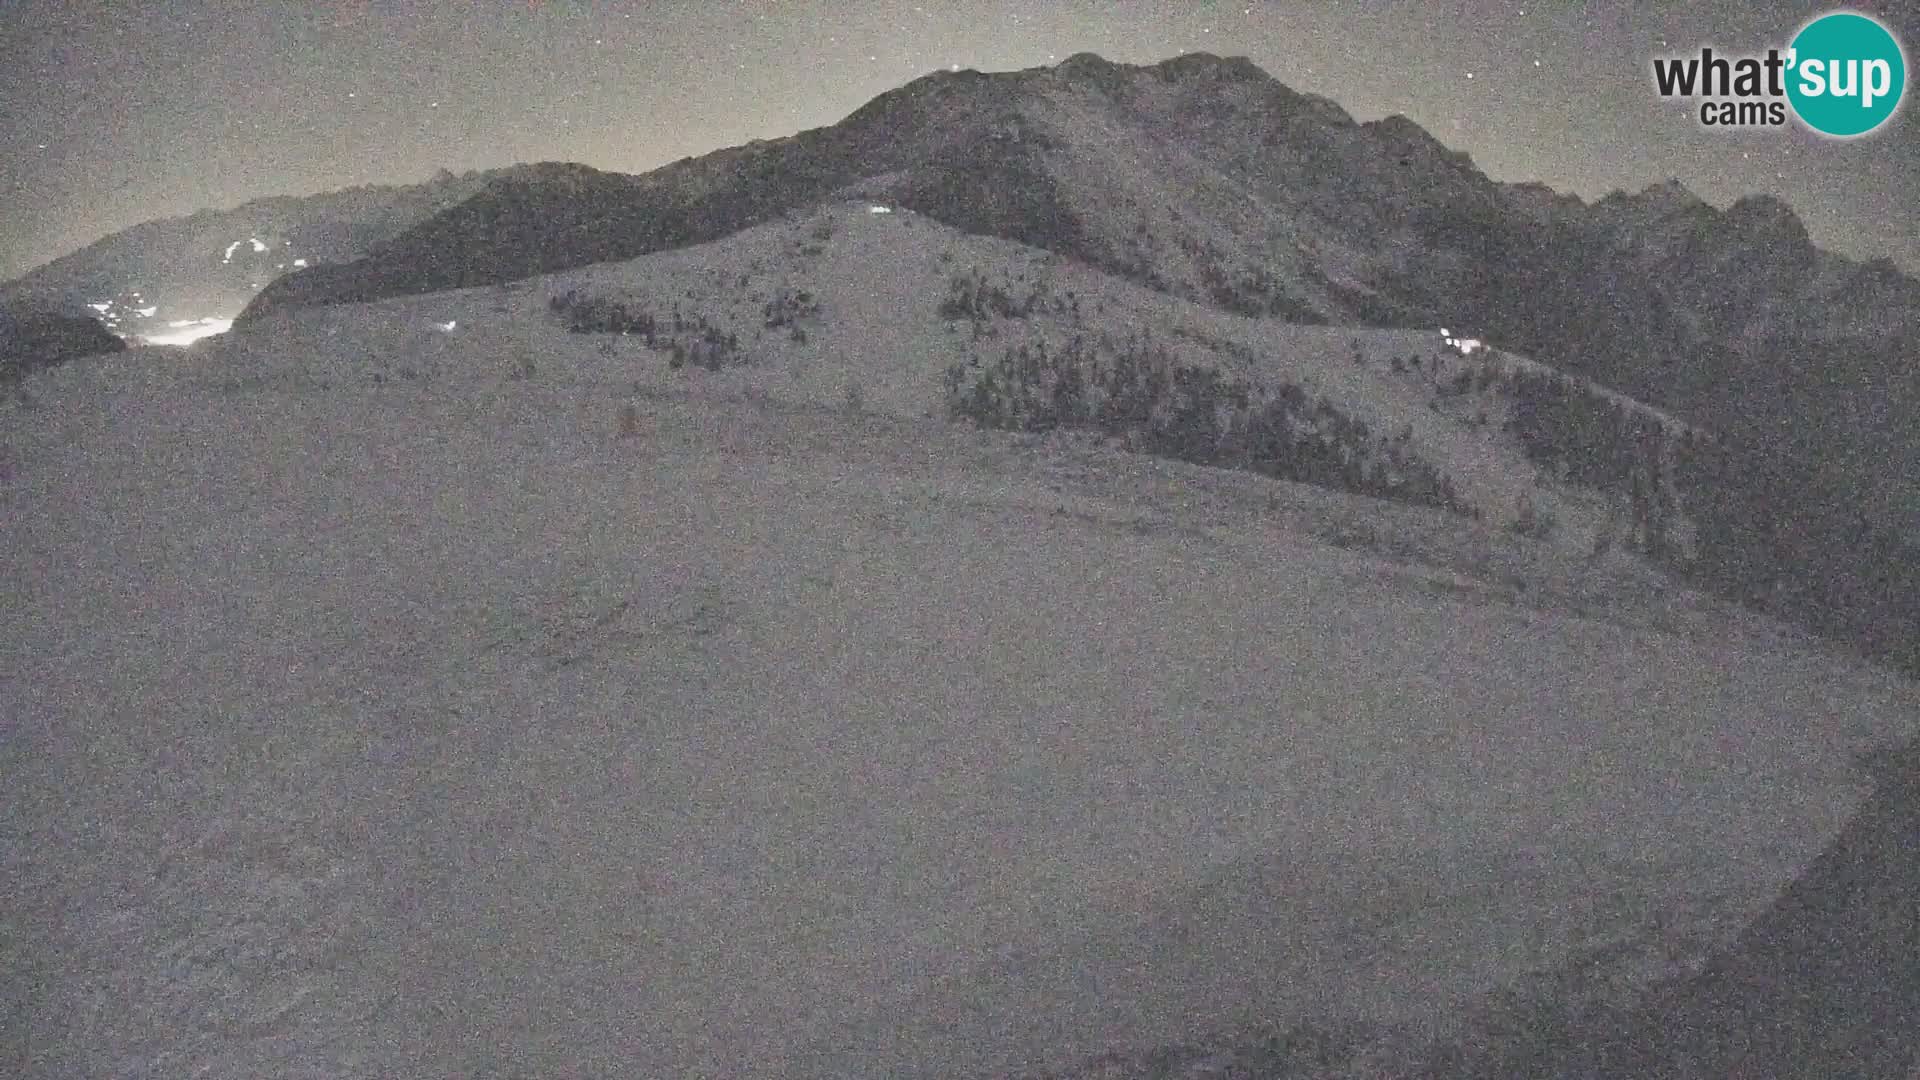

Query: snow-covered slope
<box><xmin>5</xmin><ymin>205</ymin><xmax>1916</xmax><ymax>1078</ymax></box>
<box><xmin>223</xmin><ymin>52</ymin><xmax>1920</xmax><ymax>566</ymax></box>
<box><xmin>227</xmin><ymin>203</ymin><xmax>1698</xmax><ymax>563</ymax></box>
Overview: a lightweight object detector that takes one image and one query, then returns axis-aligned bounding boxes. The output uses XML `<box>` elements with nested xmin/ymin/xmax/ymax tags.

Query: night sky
<box><xmin>4</xmin><ymin>0</ymin><xmax>1916</xmax><ymax>281</ymax></box>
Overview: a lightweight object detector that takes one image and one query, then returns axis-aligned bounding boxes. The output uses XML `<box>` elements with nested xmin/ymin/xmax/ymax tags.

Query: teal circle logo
<box><xmin>1786</xmin><ymin>11</ymin><xmax>1906</xmax><ymax>137</ymax></box>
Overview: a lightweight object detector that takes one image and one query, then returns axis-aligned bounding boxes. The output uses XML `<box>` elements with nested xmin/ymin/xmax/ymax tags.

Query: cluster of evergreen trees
<box><xmin>940</xmin><ymin>271</ymin><xmax>1043</xmax><ymax>322</ymax></box>
<box><xmin>1672</xmin><ymin>431</ymin><xmax>1920</xmax><ymax>671</ymax></box>
<box><xmin>762</xmin><ymin>287</ymin><xmax>819</xmax><ymax>329</ymax></box>
<box><xmin>943</xmin><ymin>329</ymin><xmax>1472</xmax><ymax>515</ymax></box>
<box><xmin>547</xmin><ymin>289</ymin><xmax>742</xmax><ymax>370</ymax></box>
<box><xmin>1180</xmin><ymin>235</ymin><xmax>1324</xmax><ymax>322</ymax></box>
<box><xmin>1500</xmin><ymin>368</ymin><xmax>1682</xmax><ymax>557</ymax></box>
<box><xmin>1470</xmin><ymin>351</ymin><xmax>1920</xmax><ymax>675</ymax></box>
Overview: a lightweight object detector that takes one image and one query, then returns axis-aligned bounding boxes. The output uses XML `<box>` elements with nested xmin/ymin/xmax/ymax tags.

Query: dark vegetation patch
<box><xmin>547</xmin><ymin>288</ymin><xmax>745</xmax><ymax>372</ymax></box>
<box><xmin>938</xmin><ymin>293</ymin><xmax>1472</xmax><ymax>516</ymax></box>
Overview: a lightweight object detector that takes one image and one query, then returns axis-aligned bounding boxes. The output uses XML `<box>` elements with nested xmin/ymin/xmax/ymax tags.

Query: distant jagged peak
<box><xmin>1049</xmin><ymin>49</ymin><xmax>1266</xmax><ymax>81</ymax></box>
<box><xmin>1362</xmin><ymin>113</ymin><xmax>1481</xmax><ymax>173</ymax></box>
<box><xmin>487</xmin><ymin>160</ymin><xmax>618</xmax><ymax>185</ymax></box>
<box><xmin>1054</xmin><ymin>51</ymin><xmax>1122</xmax><ymax>76</ymax></box>
<box><xmin>1640</xmin><ymin>177</ymin><xmax>1706</xmax><ymax>207</ymax></box>
<box><xmin>1506</xmin><ymin>179</ymin><xmax>1586</xmax><ymax>206</ymax></box>
<box><xmin>1365</xmin><ymin>113</ymin><xmax>1443</xmax><ymax>145</ymax></box>
<box><xmin>1723</xmin><ymin>191</ymin><xmax>1801</xmax><ymax>227</ymax></box>
<box><xmin>1047</xmin><ymin>50</ymin><xmax>1355</xmax><ymax>129</ymax></box>
<box><xmin>1047</xmin><ymin>49</ymin><xmax>1271</xmax><ymax>90</ymax></box>
<box><xmin>1502</xmin><ymin>180</ymin><xmax>1591</xmax><ymax>224</ymax></box>
<box><xmin>1044</xmin><ymin>51</ymin><xmax>1138</xmax><ymax>98</ymax></box>
<box><xmin>1857</xmin><ymin>254</ymin><xmax>1915</xmax><ymax>289</ymax></box>
<box><xmin>466</xmin><ymin>161</ymin><xmax>632</xmax><ymax>202</ymax></box>
<box><xmin>1715</xmin><ymin>192</ymin><xmax>1812</xmax><ymax>256</ymax></box>
<box><xmin>1595</xmin><ymin>177</ymin><xmax>1708</xmax><ymax>215</ymax></box>
<box><xmin>1151</xmin><ymin>51</ymin><xmax>1270</xmax><ymax>82</ymax></box>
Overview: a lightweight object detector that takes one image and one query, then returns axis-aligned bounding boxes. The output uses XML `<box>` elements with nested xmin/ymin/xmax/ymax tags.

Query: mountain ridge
<box><xmin>241</xmin><ymin>50</ymin><xmax>1920</xmax><ymax>678</ymax></box>
<box><xmin>0</xmin><ymin>166</ymin><xmax>513</xmax><ymax>334</ymax></box>
<box><xmin>16</xmin><ymin>50</ymin><xmax>1920</xmax><ymax>672</ymax></box>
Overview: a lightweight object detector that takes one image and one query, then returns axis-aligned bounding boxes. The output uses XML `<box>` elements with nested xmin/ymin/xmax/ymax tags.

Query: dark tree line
<box><xmin>939</xmin><ymin>270</ymin><xmax>1050</xmax><ymax>322</ymax></box>
<box><xmin>1488</xmin><ymin>351</ymin><xmax>1920</xmax><ymax>675</ymax></box>
<box><xmin>943</xmin><ymin>329</ymin><xmax>1473</xmax><ymax>516</ymax></box>
<box><xmin>548</xmin><ymin>289</ymin><xmax>741</xmax><ymax>370</ymax></box>
<box><xmin>1671</xmin><ymin>430</ymin><xmax>1920</xmax><ymax>672</ymax></box>
<box><xmin>1180</xmin><ymin>235</ymin><xmax>1324</xmax><ymax>322</ymax></box>
<box><xmin>1500</xmin><ymin>368</ymin><xmax>1682</xmax><ymax>558</ymax></box>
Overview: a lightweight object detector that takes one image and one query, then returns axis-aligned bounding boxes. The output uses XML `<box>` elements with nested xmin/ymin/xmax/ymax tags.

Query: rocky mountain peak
<box><xmin>1720</xmin><ymin>192</ymin><xmax>1810</xmax><ymax>252</ymax></box>
<box><xmin>1640</xmin><ymin>177</ymin><xmax>1705</xmax><ymax>208</ymax></box>
<box><xmin>1150</xmin><ymin>51</ymin><xmax>1270</xmax><ymax>83</ymax></box>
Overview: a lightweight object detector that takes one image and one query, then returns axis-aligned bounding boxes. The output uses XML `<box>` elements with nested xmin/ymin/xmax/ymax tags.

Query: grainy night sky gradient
<box><xmin>3</xmin><ymin>0</ymin><xmax>1916</xmax><ymax>281</ymax></box>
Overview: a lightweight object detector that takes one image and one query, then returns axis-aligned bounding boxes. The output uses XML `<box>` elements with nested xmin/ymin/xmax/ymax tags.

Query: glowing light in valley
<box><xmin>142</xmin><ymin>317</ymin><xmax>232</xmax><ymax>346</ymax></box>
<box><xmin>869</xmin><ymin>205</ymin><xmax>892</xmax><ymax>214</ymax></box>
<box><xmin>436</xmin><ymin>319</ymin><xmax>458</xmax><ymax>332</ymax></box>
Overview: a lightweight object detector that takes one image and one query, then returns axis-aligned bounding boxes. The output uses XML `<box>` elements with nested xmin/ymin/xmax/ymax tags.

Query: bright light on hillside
<box><xmin>1440</xmin><ymin>328</ymin><xmax>1485</xmax><ymax>356</ymax></box>
<box><xmin>141</xmin><ymin>317</ymin><xmax>233</xmax><ymax>346</ymax></box>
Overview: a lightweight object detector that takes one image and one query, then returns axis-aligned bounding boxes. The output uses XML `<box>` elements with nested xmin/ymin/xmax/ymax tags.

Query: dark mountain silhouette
<box><xmin>0</xmin><ymin>310</ymin><xmax>124</xmax><ymax>388</ymax></box>
<box><xmin>0</xmin><ymin>168</ymin><xmax>507</xmax><ymax>333</ymax></box>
